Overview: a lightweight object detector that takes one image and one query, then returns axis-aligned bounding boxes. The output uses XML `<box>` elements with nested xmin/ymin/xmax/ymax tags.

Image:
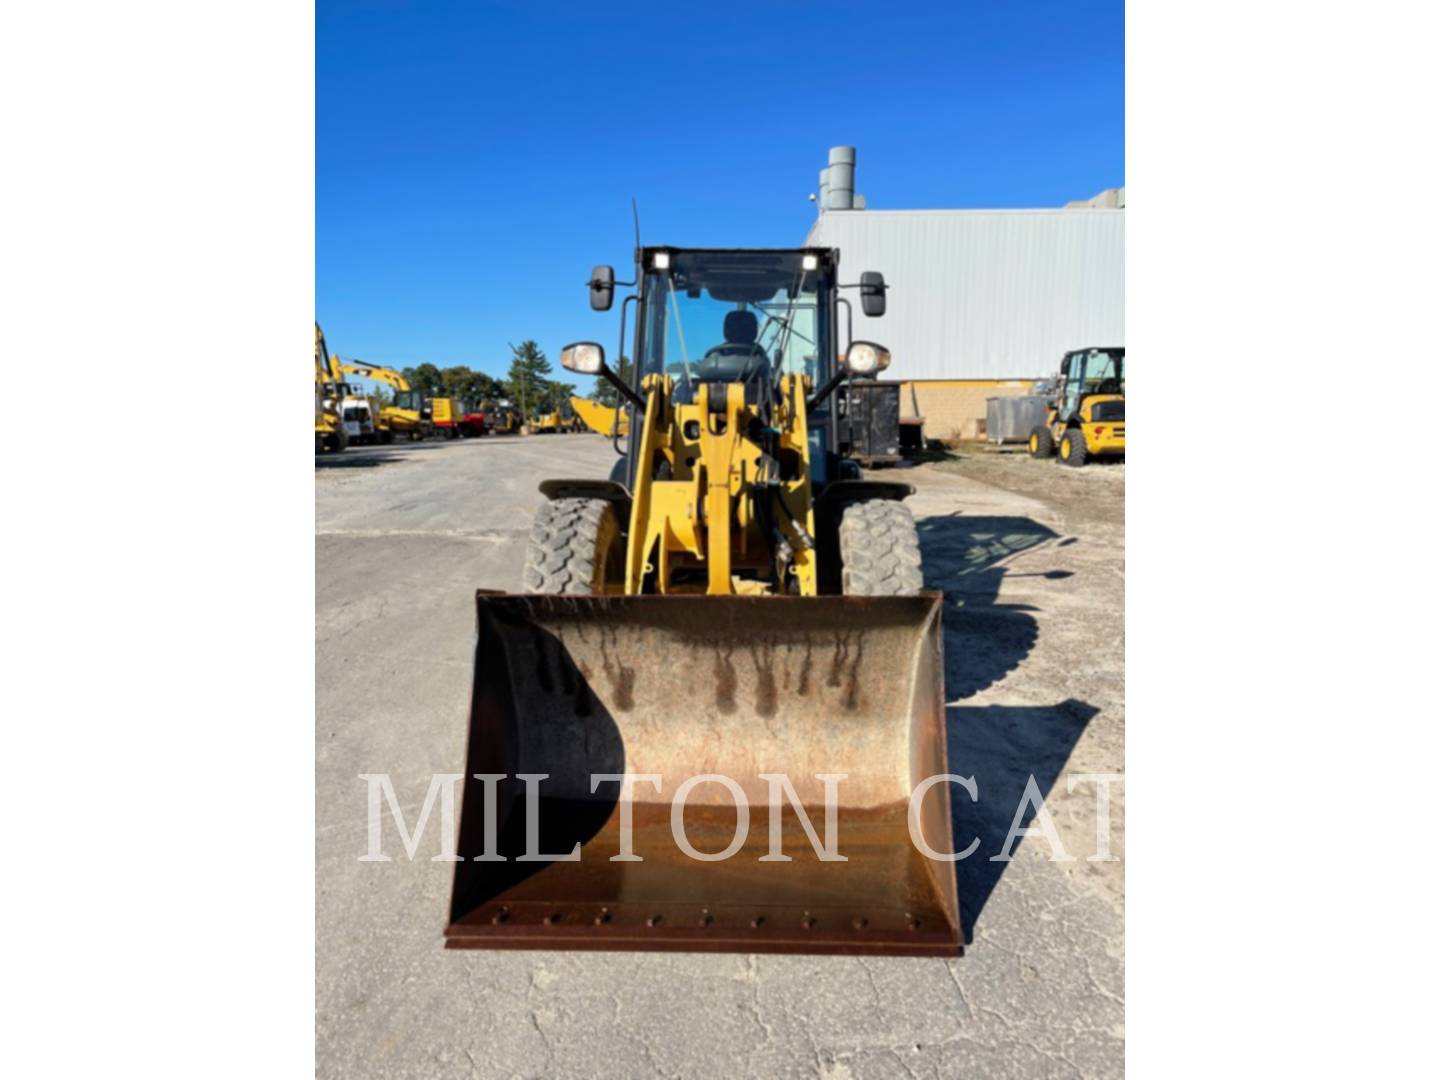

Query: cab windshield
<box><xmin>1080</xmin><ymin>349</ymin><xmax>1124</xmax><ymax>393</ymax></box>
<box><xmin>638</xmin><ymin>251</ymin><xmax>830</xmax><ymax>404</ymax></box>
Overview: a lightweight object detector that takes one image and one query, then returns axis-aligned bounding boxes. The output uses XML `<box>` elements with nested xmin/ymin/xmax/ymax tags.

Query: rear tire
<box><xmin>839</xmin><ymin>500</ymin><xmax>923</xmax><ymax>596</ymax></box>
<box><xmin>523</xmin><ymin>498</ymin><xmax>624</xmax><ymax>594</ymax></box>
<box><xmin>1060</xmin><ymin>428</ymin><xmax>1088</xmax><ymax>467</ymax></box>
<box><xmin>1028</xmin><ymin>426</ymin><xmax>1053</xmax><ymax>458</ymax></box>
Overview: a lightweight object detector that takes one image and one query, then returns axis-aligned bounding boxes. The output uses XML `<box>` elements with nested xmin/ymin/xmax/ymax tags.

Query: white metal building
<box><xmin>805</xmin><ymin>206</ymin><xmax>1125</xmax><ymax>382</ymax></box>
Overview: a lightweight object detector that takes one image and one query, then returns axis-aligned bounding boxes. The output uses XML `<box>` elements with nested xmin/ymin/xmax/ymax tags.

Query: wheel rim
<box><xmin>1029</xmin><ymin>434</ymin><xmax>1037</xmax><ymax>452</ymax></box>
<box><xmin>1061</xmin><ymin>438</ymin><xmax>1070</xmax><ymax>459</ymax></box>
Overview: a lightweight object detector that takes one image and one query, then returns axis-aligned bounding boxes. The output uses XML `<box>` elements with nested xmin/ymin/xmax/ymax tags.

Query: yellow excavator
<box><xmin>314</xmin><ymin>323</ymin><xmax>347</xmax><ymax>453</ymax></box>
<box><xmin>446</xmin><ymin>247</ymin><xmax>960</xmax><ymax>956</ymax></box>
<box><xmin>571</xmin><ymin>394</ymin><xmax>630</xmax><ymax>437</ymax></box>
<box><xmin>339</xmin><ymin>361</ymin><xmax>428</xmax><ymax>441</ymax></box>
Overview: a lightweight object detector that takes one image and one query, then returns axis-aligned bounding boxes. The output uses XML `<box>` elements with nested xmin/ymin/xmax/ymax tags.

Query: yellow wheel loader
<box><xmin>446</xmin><ymin>248</ymin><xmax>962</xmax><ymax>956</ymax></box>
<box><xmin>1028</xmin><ymin>346</ymin><xmax>1125</xmax><ymax>466</ymax></box>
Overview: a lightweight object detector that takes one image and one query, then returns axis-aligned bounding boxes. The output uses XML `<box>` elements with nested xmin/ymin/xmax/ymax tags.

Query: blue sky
<box><xmin>318</xmin><ymin>0</ymin><xmax>1123</xmax><ymax>379</ymax></box>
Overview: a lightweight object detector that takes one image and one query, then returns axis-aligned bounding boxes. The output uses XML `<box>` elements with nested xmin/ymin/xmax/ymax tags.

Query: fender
<box><xmin>538</xmin><ymin>479</ymin><xmax>632</xmax><ymax>517</ymax></box>
<box><xmin>814</xmin><ymin>479</ymin><xmax>915</xmax><ymax>506</ymax></box>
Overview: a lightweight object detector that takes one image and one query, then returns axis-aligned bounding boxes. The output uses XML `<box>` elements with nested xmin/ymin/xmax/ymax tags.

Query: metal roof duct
<box><xmin>825</xmin><ymin>146</ymin><xmax>855</xmax><ymax>210</ymax></box>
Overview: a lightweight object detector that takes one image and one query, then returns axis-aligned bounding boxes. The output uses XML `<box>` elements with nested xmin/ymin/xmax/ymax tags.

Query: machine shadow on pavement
<box><xmin>313</xmin><ymin>442</ymin><xmax>451</xmax><ymax>470</ymax></box>
<box><xmin>916</xmin><ymin>513</ymin><xmax>1097</xmax><ymax>940</ymax></box>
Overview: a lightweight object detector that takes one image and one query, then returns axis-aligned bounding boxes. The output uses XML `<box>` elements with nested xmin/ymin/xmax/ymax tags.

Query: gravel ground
<box><xmin>316</xmin><ymin>434</ymin><xmax>1125</xmax><ymax>1079</ymax></box>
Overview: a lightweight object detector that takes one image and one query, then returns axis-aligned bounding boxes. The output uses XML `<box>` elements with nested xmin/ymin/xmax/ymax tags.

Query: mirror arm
<box><xmin>601</xmin><ymin>363</ymin><xmax>646</xmax><ymax>412</ymax></box>
<box><xmin>611</xmin><ymin>294</ymin><xmax>637</xmax><ymax>457</ymax></box>
<box><xmin>806</xmin><ymin>365</ymin><xmax>850</xmax><ymax>412</ymax></box>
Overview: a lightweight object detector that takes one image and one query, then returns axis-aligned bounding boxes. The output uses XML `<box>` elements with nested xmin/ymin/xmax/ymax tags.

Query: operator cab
<box><xmin>637</xmin><ymin>248</ymin><xmax>839</xmax><ymax>477</ymax></box>
<box><xmin>1058</xmin><ymin>346</ymin><xmax>1125</xmax><ymax>421</ymax></box>
<box><xmin>565</xmin><ymin>245</ymin><xmax>890</xmax><ymax>490</ymax></box>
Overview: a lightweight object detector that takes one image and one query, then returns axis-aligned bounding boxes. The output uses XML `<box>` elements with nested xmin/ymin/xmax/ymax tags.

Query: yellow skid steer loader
<box><xmin>447</xmin><ymin>248</ymin><xmax>961</xmax><ymax>955</ymax></box>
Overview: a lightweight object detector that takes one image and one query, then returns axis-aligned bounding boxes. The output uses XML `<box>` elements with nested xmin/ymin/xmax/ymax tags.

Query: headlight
<box><xmin>846</xmin><ymin>341</ymin><xmax>891</xmax><ymax>376</ymax></box>
<box><xmin>560</xmin><ymin>342</ymin><xmax>605</xmax><ymax>374</ymax></box>
<box><xmin>652</xmin><ymin>252</ymin><xmax>671</xmax><ymax>270</ymax></box>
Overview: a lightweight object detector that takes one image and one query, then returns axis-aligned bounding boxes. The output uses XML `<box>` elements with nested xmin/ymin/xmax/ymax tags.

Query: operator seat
<box><xmin>696</xmin><ymin>310</ymin><xmax>770</xmax><ymax>403</ymax></box>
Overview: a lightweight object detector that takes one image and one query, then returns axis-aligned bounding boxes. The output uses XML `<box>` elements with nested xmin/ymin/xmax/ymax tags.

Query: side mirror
<box><xmin>560</xmin><ymin>342</ymin><xmax>605</xmax><ymax>374</ymax></box>
<box><xmin>1059</xmin><ymin>356</ymin><xmax>1071</xmax><ymax>377</ymax></box>
<box><xmin>589</xmin><ymin>265</ymin><xmax>615</xmax><ymax>311</ymax></box>
<box><xmin>859</xmin><ymin>271</ymin><xmax>887</xmax><ymax>317</ymax></box>
<box><xmin>845</xmin><ymin>341</ymin><xmax>891</xmax><ymax>376</ymax></box>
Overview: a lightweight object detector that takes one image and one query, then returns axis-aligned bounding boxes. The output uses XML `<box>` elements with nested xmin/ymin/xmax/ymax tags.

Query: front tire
<box><xmin>1060</xmin><ymin>428</ymin><xmax>1088</xmax><ymax>467</ymax></box>
<box><xmin>1028</xmin><ymin>426</ymin><xmax>1054</xmax><ymax>458</ymax></box>
<box><xmin>522</xmin><ymin>499</ymin><xmax>625</xmax><ymax>594</ymax></box>
<box><xmin>839</xmin><ymin>500</ymin><xmax>923</xmax><ymax>595</ymax></box>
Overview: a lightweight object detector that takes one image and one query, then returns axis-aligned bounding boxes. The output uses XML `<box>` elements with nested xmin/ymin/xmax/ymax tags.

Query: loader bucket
<box><xmin>445</xmin><ymin>593</ymin><xmax>961</xmax><ymax>955</ymax></box>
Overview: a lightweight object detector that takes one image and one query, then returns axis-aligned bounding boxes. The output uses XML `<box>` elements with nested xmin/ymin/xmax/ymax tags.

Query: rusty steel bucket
<box><xmin>445</xmin><ymin>593</ymin><xmax>961</xmax><ymax>955</ymax></box>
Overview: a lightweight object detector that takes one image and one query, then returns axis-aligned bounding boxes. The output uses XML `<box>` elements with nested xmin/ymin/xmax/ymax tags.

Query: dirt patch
<box><xmin>926</xmin><ymin>445</ymin><xmax>1125</xmax><ymax>532</ymax></box>
<box><xmin>898</xmin><ymin>447</ymin><xmax>1126</xmax><ymax>922</ymax></box>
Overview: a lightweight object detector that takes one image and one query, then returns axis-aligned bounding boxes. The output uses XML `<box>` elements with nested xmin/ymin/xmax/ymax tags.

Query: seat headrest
<box><xmin>723</xmin><ymin>310</ymin><xmax>758</xmax><ymax>345</ymax></box>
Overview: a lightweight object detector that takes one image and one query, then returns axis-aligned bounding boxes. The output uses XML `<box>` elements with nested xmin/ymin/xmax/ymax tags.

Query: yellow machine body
<box><xmin>570</xmin><ymin>395</ymin><xmax>631</xmax><ymax>438</ymax></box>
<box><xmin>339</xmin><ymin>361</ymin><xmax>425</xmax><ymax>439</ymax></box>
<box><xmin>429</xmin><ymin>396</ymin><xmax>461</xmax><ymax>438</ymax></box>
<box><xmin>1038</xmin><ymin>393</ymin><xmax>1126</xmax><ymax>458</ymax></box>
<box><xmin>621</xmin><ymin>374</ymin><xmax>817</xmax><ymax>596</ymax></box>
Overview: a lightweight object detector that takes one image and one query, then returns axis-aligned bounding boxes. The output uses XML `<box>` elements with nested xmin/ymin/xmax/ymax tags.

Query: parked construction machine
<box><xmin>488</xmin><ymin>401</ymin><xmax>523</xmax><ymax>435</ymax></box>
<box><xmin>314</xmin><ymin>323</ymin><xmax>347</xmax><ymax>453</ymax></box>
<box><xmin>446</xmin><ymin>247</ymin><xmax>961</xmax><ymax>956</ymax></box>
<box><xmin>1028</xmin><ymin>346</ymin><xmax>1125</xmax><ymax>466</ymax></box>
<box><xmin>532</xmin><ymin>401</ymin><xmax>583</xmax><ymax>434</ymax></box>
<box><xmin>428</xmin><ymin>396</ymin><xmax>462</xmax><ymax>439</ymax></box>
<box><xmin>571</xmin><ymin>394</ymin><xmax>630</xmax><ymax>438</ymax></box>
<box><xmin>340</xmin><ymin>361</ymin><xmax>428</xmax><ymax>441</ymax></box>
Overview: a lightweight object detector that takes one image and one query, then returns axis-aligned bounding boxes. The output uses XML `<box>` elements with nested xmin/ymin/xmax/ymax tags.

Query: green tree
<box><xmin>543</xmin><ymin>381</ymin><xmax>577</xmax><ymax>414</ymax></box>
<box><xmin>439</xmin><ymin>365</ymin><xmax>475</xmax><ymax>405</ymax></box>
<box><xmin>505</xmin><ymin>341</ymin><xmax>552</xmax><ymax>417</ymax></box>
<box><xmin>589</xmin><ymin>355</ymin><xmax>633</xmax><ymax>408</ymax></box>
<box><xmin>407</xmin><ymin>363</ymin><xmax>444</xmax><ymax>396</ymax></box>
<box><xmin>464</xmin><ymin>371</ymin><xmax>506</xmax><ymax>404</ymax></box>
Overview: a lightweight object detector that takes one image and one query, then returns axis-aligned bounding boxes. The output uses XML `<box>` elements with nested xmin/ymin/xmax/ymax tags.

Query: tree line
<box><xmin>393</xmin><ymin>341</ymin><xmax>576</xmax><ymax>417</ymax></box>
<box><xmin>373</xmin><ymin>340</ymin><xmax>635</xmax><ymax>417</ymax></box>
